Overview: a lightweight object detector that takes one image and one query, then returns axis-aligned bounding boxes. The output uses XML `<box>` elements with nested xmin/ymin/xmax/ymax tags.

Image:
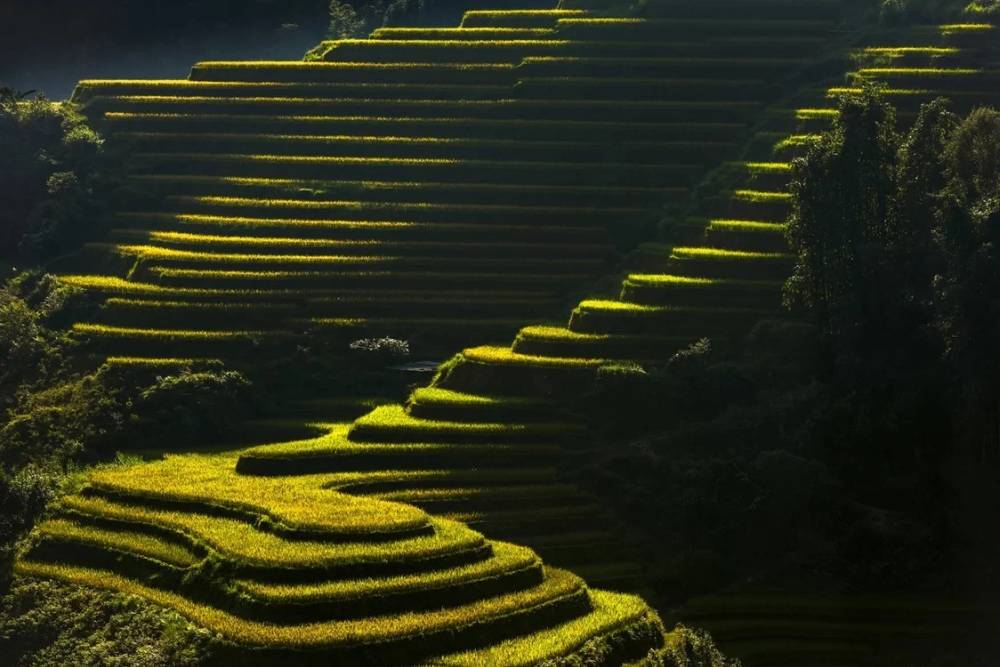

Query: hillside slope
<box><xmin>20</xmin><ymin>2</ymin><xmax>1000</xmax><ymax>665</ymax></box>
<box><xmin>58</xmin><ymin>1</ymin><xmax>849</xmax><ymax>366</ymax></box>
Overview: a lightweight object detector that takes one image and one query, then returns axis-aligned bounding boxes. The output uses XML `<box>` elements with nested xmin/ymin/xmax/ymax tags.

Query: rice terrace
<box><xmin>2</xmin><ymin>0</ymin><xmax>1000</xmax><ymax>665</ymax></box>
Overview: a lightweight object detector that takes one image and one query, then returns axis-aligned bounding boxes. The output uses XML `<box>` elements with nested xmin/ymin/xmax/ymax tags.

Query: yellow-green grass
<box><xmin>85</xmin><ymin>452</ymin><xmax>429</xmax><ymax>535</ymax></box>
<box><xmin>120</xmin><ymin>132</ymin><xmax>712</xmax><ymax>166</ymax></box>
<box><xmin>743</xmin><ymin>161</ymin><xmax>791</xmax><ymax>173</ymax></box>
<box><xmin>35</xmin><ymin>517</ymin><xmax>201</xmax><ymax>567</ymax></box>
<box><xmin>62</xmin><ymin>275</ymin><xmax>426</xmax><ymax>303</ymax></box>
<box><xmin>707</xmin><ymin>219</ymin><xmax>787</xmax><ymax>233</ymax></box>
<box><xmin>98</xmin><ymin>112</ymin><xmax>740</xmax><ymax>148</ymax></box>
<box><xmin>75</xmin><ymin>81</ymin><xmax>511</xmax><ymax>103</ymax></box>
<box><xmin>111</xmin><ymin>215</ymin><xmax>614</xmax><ymax>243</ymax></box>
<box><xmin>859</xmin><ymin>47</ymin><xmax>960</xmax><ymax>58</ymax></box>
<box><xmin>127</xmin><ymin>175</ymin><xmax>664</xmax><ymax>199</ymax></box>
<box><xmin>98</xmin><ymin>97</ymin><xmax>763</xmax><ymax>126</ymax></box>
<box><xmin>348</xmin><ymin>405</ymin><xmax>580</xmax><ymax>444</ymax></box>
<box><xmin>114</xmin><ymin>245</ymin><xmax>599</xmax><ymax>271</ymax></box>
<box><xmin>39</xmin><ymin>512</ymin><xmax>541</xmax><ymax>608</ymax></box>
<box><xmin>104</xmin><ymin>356</ymin><xmax>224</xmax><ymax>367</ymax></box>
<box><xmin>794</xmin><ymin>107</ymin><xmax>837</xmax><ymax>120</ymax></box>
<box><xmin>431</xmin><ymin>590</ymin><xmax>659</xmax><ymax>666</ymax></box>
<box><xmin>940</xmin><ymin>22</ymin><xmax>995</xmax><ymax>33</ymax></box>
<box><xmin>60</xmin><ymin>493</ymin><xmax>483</xmax><ymax>572</ymax></box>
<box><xmin>512</xmin><ymin>325</ymin><xmax>695</xmax><ymax>360</ymax></box>
<box><xmin>15</xmin><ymin>560</ymin><xmax>586</xmax><ymax>651</ymax></box>
<box><xmin>118</xmin><ymin>231</ymin><xmax>608</xmax><ymax>260</ymax></box>
<box><xmin>73</xmin><ymin>323</ymin><xmax>283</xmax><ymax>341</ymax></box>
<box><xmin>626</xmin><ymin>273</ymin><xmax>781</xmax><ymax>289</ymax></box>
<box><xmin>373</xmin><ymin>27</ymin><xmax>556</xmax><ymax>39</ymax></box>
<box><xmin>773</xmin><ymin>133</ymin><xmax>821</xmax><ymax>153</ymax></box>
<box><xmin>409</xmin><ymin>387</ymin><xmax>550</xmax><ymax>409</ymax></box>
<box><xmin>460</xmin><ymin>9</ymin><xmax>590</xmax><ymax>29</ymax></box>
<box><xmin>406</xmin><ymin>388</ymin><xmax>561</xmax><ymax>424</ymax></box>
<box><xmin>460</xmin><ymin>345</ymin><xmax>605</xmax><ymax>369</ymax></box>
<box><xmin>671</xmin><ymin>247</ymin><xmax>792</xmax><ymax>261</ymax></box>
<box><xmin>553</xmin><ymin>16</ymin><xmax>834</xmax><ymax>32</ymax></box>
<box><xmin>145</xmin><ymin>268</ymin><xmax>592</xmax><ymax>292</ymax></box>
<box><xmin>854</xmin><ymin>67</ymin><xmax>982</xmax><ymax>76</ymax></box>
<box><xmin>732</xmin><ymin>189</ymin><xmax>793</xmax><ymax>203</ymax></box>
<box><xmin>311</xmin><ymin>37</ymin><xmax>828</xmax><ymax>63</ymax></box>
<box><xmin>236</xmin><ymin>423</ymin><xmax>561</xmax><ymax>458</ymax></box>
<box><xmin>232</xmin><ymin>539</ymin><xmax>538</xmax><ymax>604</ymax></box>
<box><xmin>161</xmin><ymin>192</ymin><xmax>645</xmax><ymax>215</ymax></box>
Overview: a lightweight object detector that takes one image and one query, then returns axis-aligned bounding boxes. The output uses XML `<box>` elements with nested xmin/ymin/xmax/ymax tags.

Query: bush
<box><xmin>0</xmin><ymin>466</ymin><xmax>62</xmax><ymax>590</ymax></box>
<box><xmin>878</xmin><ymin>0</ymin><xmax>976</xmax><ymax>23</ymax></box>
<box><xmin>0</xmin><ymin>88</ymin><xmax>110</xmax><ymax>260</ymax></box>
<box><xmin>136</xmin><ymin>370</ymin><xmax>257</xmax><ymax>442</ymax></box>
<box><xmin>0</xmin><ymin>578</ymin><xmax>215</xmax><ymax>666</ymax></box>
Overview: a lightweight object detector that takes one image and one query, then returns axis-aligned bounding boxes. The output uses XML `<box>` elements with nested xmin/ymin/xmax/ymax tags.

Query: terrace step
<box><xmin>145</xmin><ymin>195</ymin><xmax>641</xmax><ymax>227</ymax></box>
<box><xmin>145</xmin><ymin>267</ymin><xmax>593</xmax><ymax>291</ymax></box>
<box><xmin>115</xmin><ymin>131</ymin><xmax>730</xmax><ymax>165</ymax></box>
<box><xmin>91</xmin><ymin>294</ymin><xmax>564</xmax><ymax>329</ymax></box>
<box><xmin>569</xmin><ymin>300</ymin><xmax>777</xmax><ymax>337</ymax></box>
<box><xmin>111</xmin><ymin>244</ymin><xmax>606</xmax><ymax>275</ymax></box>
<box><xmin>434</xmin><ymin>346</ymin><xmax>604</xmax><ymax>399</ymax></box>
<box><xmin>705</xmin><ymin>189</ymin><xmax>793</xmax><ymax>220</ymax></box>
<box><xmin>460</xmin><ymin>10</ymin><xmax>592</xmax><ymax>29</ymax></box>
<box><xmin>101</xmin><ymin>113</ymin><xmax>749</xmax><ymax>143</ymax></box>
<box><xmin>514</xmin><ymin>76</ymin><xmax>776</xmax><ymax>102</ymax></box>
<box><xmin>110</xmin><ymin>229</ymin><xmax>611</xmax><ymax>261</ymax></box>
<box><xmin>96</xmin><ymin>96</ymin><xmax>765</xmax><ymax>124</ymax></box>
<box><xmin>667</xmin><ymin>247</ymin><xmax>796</xmax><ymax>281</ymax></box>
<box><xmin>114</xmin><ymin>213</ymin><xmax>612</xmax><ymax>246</ymax></box>
<box><xmin>406</xmin><ymin>388</ymin><xmax>567</xmax><ymax>423</ymax></box>
<box><xmin>126</xmin><ymin>153</ymin><xmax>702</xmax><ymax>188</ymax></box>
<box><xmin>373</xmin><ymin>27</ymin><xmax>557</xmax><ymax>41</ymax></box>
<box><xmin>367</xmin><ymin>484</ymin><xmax>597</xmax><ymax>514</ymax></box>
<box><xmin>517</xmin><ymin>54</ymin><xmax>823</xmax><ymax>79</ymax></box>
<box><xmin>703</xmin><ymin>219</ymin><xmax>789</xmax><ymax>252</ymax></box>
<box><xmin>75</xmin><ymin>81</ymin><xmax>512</xmax><ymax>106</ymax></box>
<box><xmin>314</xmin><ymin>37</ymin><xmax>831</xmax><ymax>63</ymax></box>
<box><xmin>511</xmin><ymin>325</ymin><xmax>696</xmax><ymax>360</ymax></box>
<box><xmin>621</xmin><ymin>274</ymin><xmax>784</xmax><ymax>310</ymax></box>
<box><xmin>347</xmin><ymin>404</ymin><xmax>584</xmax><ymax>445</ymax></box>
<box><xmin>236</xmin><ymin>440</ymin><xmax>567</xmax><ymax>476</ymax></box>
<box><xmin>553</xmin><ymin>18</ymin><xmax>839</xmax><ymax>41</ymax></box>
<box><xmin>187</xmin><ymin>61</ymin><xmax>518</xmax><ymax>85</ymax></box>
<box><xmin>124</xmin><ymin>175</ymin><xmax>667</xmax><ymax>208</ymax></box>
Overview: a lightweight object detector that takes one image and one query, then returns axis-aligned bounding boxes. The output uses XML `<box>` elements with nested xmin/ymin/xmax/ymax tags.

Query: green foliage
<box><xmin>661</xmin><ymin>625</ymin><xmax>742</xmax><ymax>667</ymax></box>
<box><xmin>784</xmin><ymin>89</ymin><xmax>900</xmax><ymax>351</ymax></box>
<box><xmin>584</xmin><ymin>339</ymin><xmax>752</xmax><ymax>439</ymax></box>
<box><xmin>0</xmin><ymin>89</ymin><xmax>109</xmax><ymax>260</ymax></box>
<box><xmin>328</xmin><ymin>0</ymin><xmax>474</xmax><ymax>39</ymax></box>
<box><xmin>0</xmin><ymin>578</ymin><xmax>214</xmax><ymax>667</ymax></box>
<box><xmin>135</xmin><ymin>370</ymin><xmax>257</xmax><ymax>442</ymax></box>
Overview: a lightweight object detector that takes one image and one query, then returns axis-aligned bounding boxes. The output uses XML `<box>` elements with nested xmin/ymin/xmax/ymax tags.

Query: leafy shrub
<box><xmin>327</xmin><ymin>0</ymin><xmax>490</xmax><ymax>38</ymax></box>
<box><xmin>0</xmin><ymin>466</ymin><xmax>62</xmax><ymax>590</ymax></box>
<box><xmin>135</xmin><ymin>370</ymin><xmax>257</xmax><ymax>442</ymax></box>
<box><xmin>584</xmin><ymin>340</ymin><xmax>753</xmax><ymax>439</ymax></box>
<box><xmin>661</xmin><ymin>625</ymin><xmax>742</xmax><ymax>667</ymax></box>
<box><xmin>0</xmin><ymin>578</ymin><xmax>215</xmax><ymax>666</ymax></box>
<box><xmin>878</xmin><ymin>0</ymin><xmax>978</xmax><ymax>23</ymax></box>
<box><xmin>0</xmin><ymin>89</ymin><xmax>110</xmax><ymax>260</ymax></box>
<box><xmin>348</xmin><ymin>337</ymin><xmax>410</xmax><ymax>370</ymax></box>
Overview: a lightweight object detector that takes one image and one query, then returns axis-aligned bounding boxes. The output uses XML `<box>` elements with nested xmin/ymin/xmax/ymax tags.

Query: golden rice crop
<box><xmin>15</xmin><ymin>561</ymin><xmax>583</xmax><ymax>649</ymax></box>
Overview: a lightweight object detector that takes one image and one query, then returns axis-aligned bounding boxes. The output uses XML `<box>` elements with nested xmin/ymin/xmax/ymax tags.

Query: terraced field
<box><xmin>290</xmin><ymin>6</ymin><xmax>999</xmax><ymax>630</ymax></box>
<box><xmin>20</xmin><ymin>1</ymin><xmax>1000</xmax><ymax>665</ymax></box>
<box><xmin>57</xmin><ymin>0</ymin><xmax>854</xmax><ymax>365</ymax></box>
<box><xmin>16</xmin><ymin>437</ymin><xmax>670</xmax><ymax>664</ymax></box>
